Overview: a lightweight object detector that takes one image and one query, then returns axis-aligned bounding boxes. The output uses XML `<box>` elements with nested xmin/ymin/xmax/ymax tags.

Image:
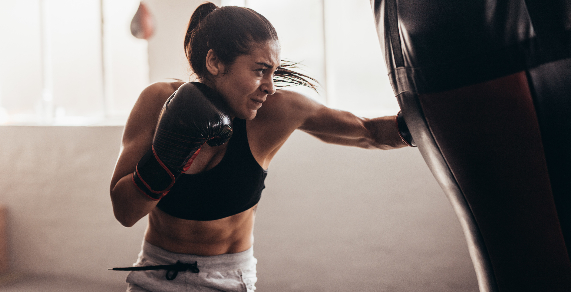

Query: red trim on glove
<box><xmin>131</xmin><ymin>173</ymin><xmax>168</xmax><ymax>201</ymax></box>
<box><xmin>182</xmin><ymin>147</ymin><xmax>202</xmax><ymax>172</ymax></box>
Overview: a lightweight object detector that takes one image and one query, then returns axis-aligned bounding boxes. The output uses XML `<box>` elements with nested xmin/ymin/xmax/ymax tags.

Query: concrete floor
<box><xmin>0</xmin><ymin>273</ymin><xmax>126</xmax><ymax>292</ymax></box>
<box><xmin>0</xmin><ymin>271</ymin><xmax>478</xmax><ymax>292</ymax></box>
<box><xmin>0</xmin><ymin>269</ymin><xmax>478</xmax><ymax>292</ymax></box>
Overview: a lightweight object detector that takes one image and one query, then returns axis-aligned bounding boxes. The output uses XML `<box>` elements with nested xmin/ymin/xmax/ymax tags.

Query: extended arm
<box><xmin>284</xmin><ymin>90</ymin><xmax>411</xmax><ymax>149</ymax></box>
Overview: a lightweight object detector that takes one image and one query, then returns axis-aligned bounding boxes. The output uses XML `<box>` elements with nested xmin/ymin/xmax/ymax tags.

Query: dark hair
<box><xmin>184</xmin><ymin>2</ymin><xmax>318</xmax><ymax>91</ymax></box>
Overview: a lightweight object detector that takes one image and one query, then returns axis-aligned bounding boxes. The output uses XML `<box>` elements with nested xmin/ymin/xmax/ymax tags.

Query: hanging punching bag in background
<box><xmin>370</xmin><ymin>0</ymin><xmax>571</xmax><ymax>291</ymax></box>
<box><xmin>131</xmin><ymin>1</ymin><xmax>155</xmax><ymax>40</ymax></box>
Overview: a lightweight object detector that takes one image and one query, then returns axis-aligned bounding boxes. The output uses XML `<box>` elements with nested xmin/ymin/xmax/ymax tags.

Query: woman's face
<box><xmin>210</xmin><ymin>40</ymin><xmax>281</xmax><ymax>120</ymax></box>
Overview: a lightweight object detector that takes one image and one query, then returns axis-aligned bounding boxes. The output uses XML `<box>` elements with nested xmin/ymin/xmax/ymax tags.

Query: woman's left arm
<box><xmin>287</xmin><ymin>91</ymin><xmax>409</xmax><ymax>150</ymax></box>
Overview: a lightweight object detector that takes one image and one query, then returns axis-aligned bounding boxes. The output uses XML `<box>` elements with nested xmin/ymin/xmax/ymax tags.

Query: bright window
<box><xmin>0</xmin><ymin>0</ymin><xmax>397</xmax><ymax>126</ymax></box>
<box><xmin>0</xmin><ymin>0</ymin><xmax>148</xmax><ymax>125</ymax></box>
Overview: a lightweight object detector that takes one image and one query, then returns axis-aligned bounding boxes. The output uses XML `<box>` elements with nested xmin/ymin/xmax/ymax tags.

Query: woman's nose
<box><xmin>261</xmin><ymin>77</ymin><xmax>276</xmax><ymax>95</ymax></box>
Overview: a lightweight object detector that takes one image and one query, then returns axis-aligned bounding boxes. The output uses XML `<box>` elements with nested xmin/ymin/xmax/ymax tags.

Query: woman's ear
<box><xmin>205</xmin><ymin>49</ymin><xmax>224</xmax><ymax>76</ymax></box>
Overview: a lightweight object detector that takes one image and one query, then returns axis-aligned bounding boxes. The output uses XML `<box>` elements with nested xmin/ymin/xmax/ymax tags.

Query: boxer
<box><xmin>110</xmin><ymin>3</ymin><xmax>414</xmax><ymax>291</ymax></box>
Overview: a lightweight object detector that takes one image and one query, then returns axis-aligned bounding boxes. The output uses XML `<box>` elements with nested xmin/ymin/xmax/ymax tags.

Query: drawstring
<box><xmin>109</xmin><ymin>260</ymin><xmax>199</xmax><ymax>280</ymax></box>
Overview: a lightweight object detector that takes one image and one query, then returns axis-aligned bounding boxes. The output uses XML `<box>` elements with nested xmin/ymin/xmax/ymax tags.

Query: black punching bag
<box><xmin>371</xmin><ymin>0</ymin><xmax>571</xmax><ymax>291</ymax></box>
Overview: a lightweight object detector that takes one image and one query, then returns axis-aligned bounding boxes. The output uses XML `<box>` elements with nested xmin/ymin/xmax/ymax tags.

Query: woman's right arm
<box><xmin>110</xmin><ymin>83</ymin><xmax>175</xmax><ymax>227</ymax></box>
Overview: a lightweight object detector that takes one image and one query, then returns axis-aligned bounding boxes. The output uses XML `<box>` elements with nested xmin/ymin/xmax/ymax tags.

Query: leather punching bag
<box><xmin>371</xmin><ymin>0</ymin><xmax>571</xmax><ymax>291</ymax></box>
<box><xmin>131</xmin><ymin>2</ymin><xmax>155</xmax><ymax>40</ymax></box>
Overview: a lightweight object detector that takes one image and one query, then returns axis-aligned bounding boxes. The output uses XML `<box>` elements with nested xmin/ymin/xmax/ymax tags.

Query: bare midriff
<box><xmin>144</xmin><ymin>205</ymin><xmax>257</xmax><ymax>256</ymax></box>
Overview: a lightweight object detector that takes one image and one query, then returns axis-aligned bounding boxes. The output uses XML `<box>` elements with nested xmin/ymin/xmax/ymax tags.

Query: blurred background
<box><xmin>0</xmin><ymin>0</ymin><xmax>478</xmax><ymax>291</ymax></box>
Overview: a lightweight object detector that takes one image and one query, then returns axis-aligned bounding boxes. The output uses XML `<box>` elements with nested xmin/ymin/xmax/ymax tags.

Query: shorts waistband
<box><xmin>140</xmin><ymin>240</ymin><xmax>255</xmax><ymax>272</ymax></box>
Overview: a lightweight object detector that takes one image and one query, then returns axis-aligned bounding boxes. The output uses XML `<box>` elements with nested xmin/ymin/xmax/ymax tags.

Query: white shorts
<box><xmin>125</xmin><ymin>240</ymin><xmax>257</xmax><ymax>292</ymax></box>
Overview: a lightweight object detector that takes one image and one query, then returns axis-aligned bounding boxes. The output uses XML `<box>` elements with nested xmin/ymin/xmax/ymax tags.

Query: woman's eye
<box><xmin>254</xmin><ymin>69</ymin><xmax>266</xmax><ymax>76</ymax></box>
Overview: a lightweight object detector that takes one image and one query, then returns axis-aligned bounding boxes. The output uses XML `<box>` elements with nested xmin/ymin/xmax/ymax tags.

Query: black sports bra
<box><xmin>156</xmin><ymin>118</ymin><xmax>267</xmax><ymax>221</ymax></box>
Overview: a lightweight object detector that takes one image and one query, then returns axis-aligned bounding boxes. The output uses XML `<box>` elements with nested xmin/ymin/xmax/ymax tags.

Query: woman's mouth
<box><xmin>249</xmin><ymin>98</ymin><xmax>264</xmax><ymax>109</ymax></box>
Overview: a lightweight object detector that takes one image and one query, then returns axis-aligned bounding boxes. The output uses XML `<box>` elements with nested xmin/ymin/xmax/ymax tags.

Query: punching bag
<box><xmin>371</xmin><ymin>0</ymin><xmax>571</xmax><ymax>291</ymax></box>
<box><xmin>130</xmin><ymin>2</ymin><xmax>155</xmax><ymax>40</ymax></box>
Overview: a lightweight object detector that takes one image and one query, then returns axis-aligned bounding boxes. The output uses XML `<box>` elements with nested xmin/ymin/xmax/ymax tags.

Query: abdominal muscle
<box><xmin>144</xmin><ymin>204</ymin><xmax>257</xmax><ymax>256</ymax></box>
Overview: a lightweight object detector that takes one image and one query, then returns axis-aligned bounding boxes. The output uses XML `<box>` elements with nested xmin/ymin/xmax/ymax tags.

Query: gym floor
<box><xmin>0</xmin><ymin>273</ymin><xmax>126</xmax><ymax>292</ymax></box>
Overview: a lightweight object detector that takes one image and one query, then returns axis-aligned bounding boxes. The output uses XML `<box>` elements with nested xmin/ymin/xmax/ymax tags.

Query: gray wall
<box><xmin>0</xmin><ymin>126</ymin><xmax>477</xmax><ymax>291</ymax></box>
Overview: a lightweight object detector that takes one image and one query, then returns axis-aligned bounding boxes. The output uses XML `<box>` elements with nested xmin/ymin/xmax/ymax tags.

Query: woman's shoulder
<box><xmin>137</xmin><ymin>81</ymin><xmax>186</xmax><ymax>108</ymax></box>
<box><xmin>142</xmin><ymin>80</ymin><xmax>185</xmax><ymax>98</ymax></box>
<box><xmin>247</xmin><ymin>89</ymin><xmax>321</xmax><ymax>164</ymax></box>
<box><xmin>258</xmin><ymin>89</ymin><xmax>307</xmax><ymax>114</ymax></box>
<box><xmin>256</xmin><ymin>88</ymin><xmax>322</xmax><ymax>122</ymax></box>
<box><xmin>268</xmin><ymin>88</ymin><xmax>306</xmax><ymax>102</ymax></box>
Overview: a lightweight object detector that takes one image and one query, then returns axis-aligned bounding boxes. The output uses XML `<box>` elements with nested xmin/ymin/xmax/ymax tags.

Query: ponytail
<box><xmin>275</xmin><ymin>60</ymin><xmax>319</xmax><ymax>92</ymax></box>
<box><xmin>184</xmin><ymin>2</ymin><xmax>218</xmax><ymax>76</ymax></box>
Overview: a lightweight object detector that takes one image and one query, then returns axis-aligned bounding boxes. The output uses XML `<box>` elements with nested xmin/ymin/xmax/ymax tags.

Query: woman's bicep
<box><xmin>268</xmin><ymin>89</ymin><xmax>368</xmax><ymax>143</ymax></box>
<box><xmin>110</xmin><ymin>83</ymin><xmax>170</xmax><ymax>190</ymax></box>
<box><xmin>298</xmin><ymin>104</ymin><xmax>368</xmax><ymax>140</ymax></box>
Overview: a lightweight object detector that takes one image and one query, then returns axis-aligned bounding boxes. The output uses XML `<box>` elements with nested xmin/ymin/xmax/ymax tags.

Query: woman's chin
<box><xmin>233</xmin><ymin>109</ymin><xmax>258</xmax><ymax>121</ymax></box>
<box><xmin>244</xmin><ymin>111</ymin><xmax>258</xmax><ymax>120</ymax></box>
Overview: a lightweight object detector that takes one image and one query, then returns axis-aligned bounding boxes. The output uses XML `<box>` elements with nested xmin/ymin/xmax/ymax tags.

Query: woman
<box><xmin>110</xmin><ymin>3</ymin><xmax>411</xmax><ymax>291</ymax></box>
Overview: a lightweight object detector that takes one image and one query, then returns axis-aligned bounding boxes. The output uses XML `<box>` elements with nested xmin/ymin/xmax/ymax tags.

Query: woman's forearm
<box><xmin>110</xmin><ymin>173</ymin><xmax>160</xmax><ymax>227</ymax></box>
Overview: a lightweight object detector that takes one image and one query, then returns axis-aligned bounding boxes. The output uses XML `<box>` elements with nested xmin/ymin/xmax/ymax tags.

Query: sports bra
<box><xmin>156</xmin><ymin>118</ymin><xmax>267</xmax><ymax>221</ymax></box>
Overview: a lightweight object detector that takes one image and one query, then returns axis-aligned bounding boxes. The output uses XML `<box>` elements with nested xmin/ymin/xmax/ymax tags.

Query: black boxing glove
<box><xmin>396</xmin><ymin>111</ymin><xmax>416</xmax><ymax>147</ymax></box>
<box><xmin>132</xmin><ymin>82</ymin><xmax>233</xmax><ymax>200</ymax></box>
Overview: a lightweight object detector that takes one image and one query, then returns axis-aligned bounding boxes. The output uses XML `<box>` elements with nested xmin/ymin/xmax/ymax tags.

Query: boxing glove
<box><xmin>133</xmin><ymin>82</ymin><xmax>233</xmax><ymax>200</ymax></box>
<box><xmin>396</xmin><ymin>111</ymin><xmax>416</xmax><ymax>147</ymax></box>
